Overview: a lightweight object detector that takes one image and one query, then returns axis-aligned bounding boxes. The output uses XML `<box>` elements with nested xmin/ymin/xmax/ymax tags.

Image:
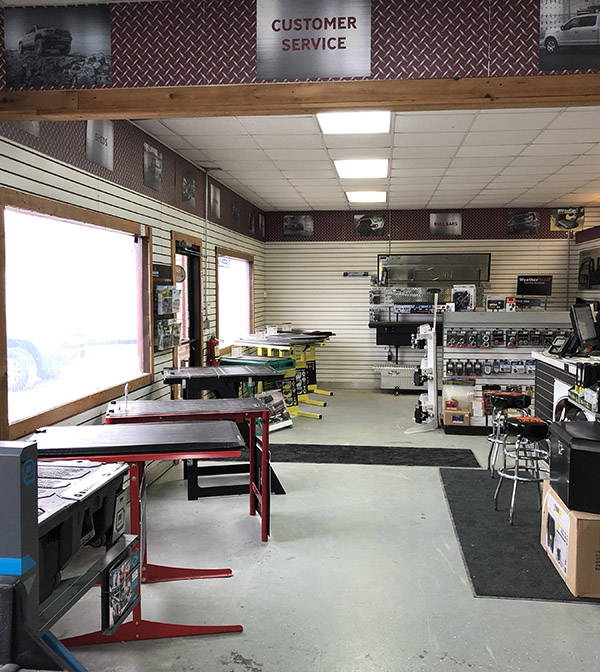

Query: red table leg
<box><xmin>129</xmin><ymin>462</ymin><xmax>233</xmax><ymax>582</ymax></box>
<box><xmin>261</xmin><ymin>410</ymin><xmax>270</xmax><ymax>543</ymax></box>
<box><xmin>62</xmin><ymin>602</ymin><xmax>242</xmax><ymax>647</ymax></box>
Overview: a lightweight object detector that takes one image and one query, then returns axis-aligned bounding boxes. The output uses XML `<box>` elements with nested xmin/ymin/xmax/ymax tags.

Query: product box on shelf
<box><xmin>443</xmin><ymin>409</ymin><xmax>471</xmax><ymax>426</ymax></box>
<box><xmin>541</xmin><ymin>481</ymin><xmax>600</xmax><ymax>598</ymax></box>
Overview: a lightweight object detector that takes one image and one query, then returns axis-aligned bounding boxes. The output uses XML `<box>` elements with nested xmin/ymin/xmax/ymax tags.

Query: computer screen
<box><xmin>570</xmin><ymin>304</ymin><xmax>599</xmax><ymax>348</ymax></box>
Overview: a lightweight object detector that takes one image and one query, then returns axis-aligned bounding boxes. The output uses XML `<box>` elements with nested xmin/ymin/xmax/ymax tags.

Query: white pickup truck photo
<box><xmin>543</xmin><ymin>13</ymin><xmax>600</xmax><ymax>53</ymax></box>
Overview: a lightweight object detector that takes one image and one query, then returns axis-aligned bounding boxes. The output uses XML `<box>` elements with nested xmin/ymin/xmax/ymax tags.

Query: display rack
<box><xmin>442</xmin><ymin>312</ymin><xmax>571</xmax><ymax>433</ymax></box>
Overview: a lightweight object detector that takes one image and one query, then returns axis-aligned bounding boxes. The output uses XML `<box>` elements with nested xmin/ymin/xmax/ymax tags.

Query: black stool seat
<box><xmin>489</xmin><ymin>392</ymin><xmax>531</xmax><ymax>411</ymax></box>
<box><xmin>506</xmin><ymin>416</ymin><xmax>548</xmax><ymax>440</ymax></box>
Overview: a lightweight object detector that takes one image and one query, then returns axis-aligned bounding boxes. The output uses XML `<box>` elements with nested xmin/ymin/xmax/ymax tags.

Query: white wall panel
<box><xmin>264</xmin><ymin>232</ymin><xmax>598</xmax><ymax>388</ymax></box>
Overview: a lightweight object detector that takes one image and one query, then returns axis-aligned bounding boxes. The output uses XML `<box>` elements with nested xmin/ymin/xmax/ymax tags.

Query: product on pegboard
<box><xmin>280</xmin><ymin>378</ymin><xmax>298</xmax><ymax>408</ymax></box>
<box><xmin>480</xmin><ymin>330</ymin><xmax>492</xmax><ymax>348</ymax></box>
<box><xmin>505</xmin><ymin>329</ymin><xmax>517</xmax><ymax>348</ymax></box>
<box><xmin>467</xmin><ymin>330</ymin><xmax>479</xmax><ymax>348</ymax></box>
<box><xmin>530</xmin><ymin>329</ymin><xmax>543</xmax><ymax>347</ymax></box>
<box><xmin>483</xmin><ymin>360</ymin><xmax>493</xmax><ymax>376</ymax></box>
<box><xmin>517</xmin><ymin>329</ymin><xmax>530</xmax><ymax>347</ymax></box>
<box><xmin>492</xmin><ymin>329</ymin><xmax>506</xmax><ymax>347</ymax></box>
<box><xmin>295</xmin><ymin>369</ymin><xmax>309</xmax><ymax>395</ymax></box>
<box><xmin>451</xmin><ymin>285</ymin><xmax>476</xmax><ymax>311</ymax></box>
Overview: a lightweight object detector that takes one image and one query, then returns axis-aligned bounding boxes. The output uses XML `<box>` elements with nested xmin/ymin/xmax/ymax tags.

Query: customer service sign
<box><xmin>256</xmin><ymin>0</ymin><xmax>371</xmax><ymax>79</ymax></box>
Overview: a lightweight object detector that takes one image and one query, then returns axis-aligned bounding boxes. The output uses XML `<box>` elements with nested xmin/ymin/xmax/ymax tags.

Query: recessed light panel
<box><xmin>334</xmin><ymin>159</ymin><xmax>389</xmax><ymax>179</ymax></box>
<box><xmin>346</xmin><ymin>191</ymin><xmax>387</xmax><ymax>203</ymax></box>
<box><xmin>317</xmin><ymin>111</ymin><xmax>391</xmax><ymax>135</ymax></box>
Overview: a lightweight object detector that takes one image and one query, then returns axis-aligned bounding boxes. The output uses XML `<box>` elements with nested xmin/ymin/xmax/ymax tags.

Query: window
<box><xmin>216</xmin><ymin>248</ymin><xmax>253</xmax><ymax>349</ymax></box>
<box><xmin>579</xmin><ymin>16</ymin><xmax>597</xmax><ymax>26</ymax></box>
<box><xmin>0</xmin><ymin>190</ymin><xmax>152</xmax><ymax>439</ymax></box>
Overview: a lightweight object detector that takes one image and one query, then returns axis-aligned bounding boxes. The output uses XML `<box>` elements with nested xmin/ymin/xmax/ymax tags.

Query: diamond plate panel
<box><xmin>265</xmin><ymin>208</ymin><xmax>566</xmax><ymax>241</ymax></box>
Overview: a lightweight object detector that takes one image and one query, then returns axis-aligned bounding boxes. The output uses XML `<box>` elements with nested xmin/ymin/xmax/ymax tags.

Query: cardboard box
<box><xmin>443</xmin><ymin>410</ymin><xmax>470</xmax><ymax>427</ymax></box>
<box><xmin>540</xmin><ymin>481</ymin><xmax>600</xmax><ymax>598</ymax></box>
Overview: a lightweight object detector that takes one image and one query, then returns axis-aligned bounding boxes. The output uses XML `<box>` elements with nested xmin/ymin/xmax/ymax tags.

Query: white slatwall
<box><xmin>0</xmin><ymin>135</ymin><xmax>265</xmax><ymax>432</ymax></box>
<box><xmin>264</xmin><ymin>233</ymin><xmax>596</xmax><ymax>388</ymax></box>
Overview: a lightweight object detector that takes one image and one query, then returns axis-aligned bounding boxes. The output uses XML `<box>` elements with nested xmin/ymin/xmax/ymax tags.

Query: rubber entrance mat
<box><xmin>440</xmin><ymin>468</ymin><xmax>600</xmax><ymax>603</ymax></box>
<box><xmin>263</xmin><ymin>445</ymin><xmax>479</xmax><ymax>467</ymax></box>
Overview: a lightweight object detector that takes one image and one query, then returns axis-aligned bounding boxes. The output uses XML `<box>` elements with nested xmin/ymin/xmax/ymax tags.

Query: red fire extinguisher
<box><xmin>207</xmin><ymin>335</ymin><xmax>220</xmax><ymax>366</ymax></box>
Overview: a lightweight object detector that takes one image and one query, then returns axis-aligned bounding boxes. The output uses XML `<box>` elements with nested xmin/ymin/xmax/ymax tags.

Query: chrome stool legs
<box><xmin>494</xmin><ymin>433</ymin><xmax>550</xmax><ymax>525</ymax></box>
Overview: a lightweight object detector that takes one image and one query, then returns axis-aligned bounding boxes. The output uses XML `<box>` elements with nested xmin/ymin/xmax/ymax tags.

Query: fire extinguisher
<box><xmin>207</xmin><ymin>335</ymin><xmax>220</xmax><ymax>366</ymax></box>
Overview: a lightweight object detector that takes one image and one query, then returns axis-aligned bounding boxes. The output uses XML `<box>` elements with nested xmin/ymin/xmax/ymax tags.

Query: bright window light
<box><xmin>217</xmin><ymin>255</ymin><xmax>252</xmax><ymax>347</ymax></box>
<box><xmin>334</xmin><ymin>159</ymin><xmax>388</xmax><ymax>179</ymax></box>
<box><xmin>346</xmin><ymin>191</ymin><xmax>387</xmax><ymax>203</ymax></box>
<box><xmin>317</xmin><ymin>111</ymin><xmax>391</xmax><ymax>134</ymax></box>
<box><xmin>4</xmin><ymin>207</ymin><xmax>146</xmax><ymax>424</ymax></box>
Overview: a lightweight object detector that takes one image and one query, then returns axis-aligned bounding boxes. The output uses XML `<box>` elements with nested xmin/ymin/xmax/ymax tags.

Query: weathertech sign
<box><xmin>256</xmin><ymin>0</ymin><xmax>371</xmax><ymax>79</ymax></box>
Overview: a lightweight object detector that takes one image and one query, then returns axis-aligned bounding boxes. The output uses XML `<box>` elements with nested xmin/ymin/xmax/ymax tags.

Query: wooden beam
<box><xmin>3</xmin><ymin>74</ymin><xmax>600</xmax><ymax>120</ymax></box>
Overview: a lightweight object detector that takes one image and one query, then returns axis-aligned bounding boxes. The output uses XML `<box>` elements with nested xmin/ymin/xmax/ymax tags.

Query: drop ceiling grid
<box><xmin>134</xmin><ymin>106</ymin><xmax>600</xmax><ymax>212</ymax></box>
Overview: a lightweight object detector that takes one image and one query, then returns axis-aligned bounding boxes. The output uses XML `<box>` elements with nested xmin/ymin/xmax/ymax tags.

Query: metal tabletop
<box><xmin>234</xmin><ymin>335</ymin><xmax>323</xmax><ymax>346</ymax></box>
<box><xmin>106</xmin><ymin>398</ymin><xmax>268</xmax><ymax>418</ymax></box>
<box><xmin>34</xmin><ymin>421</ymin><xmax>244</xmax><ymax>458</ymax></box>
<box><xmin>163</xmin><ymin>365</ymin><xmax>283</xmax><ymax>382</ymax></box>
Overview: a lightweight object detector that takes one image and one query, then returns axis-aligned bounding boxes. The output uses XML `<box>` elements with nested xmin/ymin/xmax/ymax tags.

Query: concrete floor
<box><xmin>53</xmin><ymin>392</ymin><xmax>600</xmax><ymax>671</ymax></box>
<box><xmin>271</xmin><ymin>389</ymin><xmax>489</xmax><ymax>466</ymax></box>
<box><xmin>57</xmin><ymin>464</ymin><xmax>600</xmax><ymax>672</ymax></box>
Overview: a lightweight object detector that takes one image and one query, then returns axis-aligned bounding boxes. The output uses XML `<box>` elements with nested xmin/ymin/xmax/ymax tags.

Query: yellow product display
<box><xmin>304</xmin><ymin>341</ymin><xmax>334</xmax><ymax>397</ymax></box>
<box><xmin>257</xmin><ymin>345</ymin><xmax>323</xmax><ymax>420</ymax></box>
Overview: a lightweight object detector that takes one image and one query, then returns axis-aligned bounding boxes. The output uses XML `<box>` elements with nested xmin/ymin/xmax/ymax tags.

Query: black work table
<box><xmin>34</xmin><ymin>420</ymin><xmax>245</xmax><ymax>648</ymax></box>
<box><xmin>105</xmin><ymin>398</ymin><xmax>279</xmax><ymax>542</ymax></box>
<box><xmin>163</xmin><ymin>365</ymin><xmax>284</xmax><ymax>399</ymax></box>
<box><xmin>35</xmin><ymin>420</ymin><xmax>244</xmax><ymax>458</ymax></box>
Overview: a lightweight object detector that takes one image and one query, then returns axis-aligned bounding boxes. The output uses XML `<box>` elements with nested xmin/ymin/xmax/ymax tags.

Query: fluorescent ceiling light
<box><xmin>317</xmin><ymin>111</ymin><xmax>391</xmax><ymax>135</ymax></box>
<box><xmin>334</xmin><ymin>159</ymin><xmax>388</xmax><ymax>179</ymax></box>
<box><xmin>346</xmin><ymin>191</ymin><xmax>387</xmax><ymax>203</ymax></box>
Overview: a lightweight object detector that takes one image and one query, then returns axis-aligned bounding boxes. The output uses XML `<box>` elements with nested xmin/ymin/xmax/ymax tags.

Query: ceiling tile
<box><xmin>521</xmin><ymin>144</ymin><xmax>594</xmax><ymax>156</ymax></box>
<box><xmin>501</xmin><ymin>166</ymin><xmax>554</xmax><ymax>176</ymax></box>
<box><xmin>584</xmin><ymin>144</ymin><xmax>600</xmax><ymax>155</ymax></box>
<box><xmin>394</xmin><ymin>113</ymin><xmax>475</xmax><ymax>133</ymax></box>
<box><xmin>323</xmin><ymin>134</ymin><xmax>393</xmax><ymax>149</ymax></box>
<box><xmin>508</xmin><ymin>155</ymin><xmax>572</xmax><ymax>166</ymax></box>
<box><xmin>134</xmin><ymin>119</ymin><xmax>173</xmax><ymax>135</ymax></box>
<box><xmin>282</xmin><ymin>169</ymin><xmax>338</xmax><ymax>178</ymax></box>
<box><xmin>394</xmin><ymin>146</ymin><xmax>458</xmax><ymax>158</ymax></box>
<box><xmin>450</xmin><ymin>157</ymin><xmax>513</xmax><ymax>168</ymax></box>
<box><xmin>184</xmin><ymin>135</ymin><xmax>259</xmax><ymax>149</ymax></box>
<box><xmin>470</xmin><ymin>112</ymin><xmax>558</xmax><ymax>132</ymax></box>
<box><xmin>536</xmin><ymin>129</ymin><xmax>600</xmax><ymax>144</ymax></box>
<box><xmin>289</xmin><ymin>179</ymin><xmax>340</xmax><ymax>187</ymax></box>
<box><xmin>215</xmin><ymin>160</ymin><xmax>277</xmax><ymax>171</ymax></box>
<box><xmin>390</xmin><ymin>164</ymin><xmax>446</xmax><ymax>175</ymax></box>
<box><xmin>161</xmin><ymin>117</ymin><xmax>248</xmax><ymax>135</ymax></box>
<box><xmin>201</xmin><ymin>148</ymin><xmax>268</xmax><ymax>161</ymax></box>
<box><xmin>394</xmin><ymin>132</ymin><xmax>465</xmax><ymax>147</ymax></box>
<box><xmin>456</xmin><ymin>145</ymin><xmax>525</xmax><ymax>157</ymax></box>
<box><xmin>391</xmin><ymin>158</ymin><xmax>451</xmax><ymax>168</ymax></box>
<box><xmin>255</xmin><ymin>135</ymin><xmax>325</xmax><ymax>149</ymax></box>
<box><xmin>548</xmin><ymin>111</ymin><xmax>600</xmax><ymax>130</ymax></box>
<box><xmin>274</xmin><ymin>160</ymin><xmax>333</xmax><ymax>171</ymax></box>
<box><xmin>462</xmin><ymin>130</ymin><xmax>539</xmax><ymax>146</ymax></box>
<box><xmin>444</xmin><ymin>167</ymin><xmax>500</xmax><ymax>177</ymax></box>
<box><xmin>239</xmin><ymin>116</ymin><xmax>319</xmax><ymax>135</ymax></box>
<box><xmin>390</xmin><ymin>176</ymin><xmax>441</xmax><ymax>184</ymax></box>
<box><xmin>328</xmin><ymin>148</ymin><xmax>391</xmax><ymax>160</ymax></box>
<box><xmin>265</xmin><ymin>149</ymin><xmax>329</xmax><ymax>161</ymax></box>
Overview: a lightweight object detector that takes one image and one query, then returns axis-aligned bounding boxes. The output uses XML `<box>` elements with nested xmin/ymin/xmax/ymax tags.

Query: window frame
<box><xmin>0</xmin><ymin>188</ymin><xmax>153</xmax><ymax>440</ymax></box>
<box><xmin>215</xmin><ymin>246</ymin><xmax>254</xmax><ymax>354</ymax></box>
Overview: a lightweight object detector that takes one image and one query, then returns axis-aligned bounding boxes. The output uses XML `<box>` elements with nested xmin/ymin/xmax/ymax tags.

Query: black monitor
<box><xmin>570</xmin><ymin>304</ymin><xmax>599</xmax><ymax>349</ymax></box>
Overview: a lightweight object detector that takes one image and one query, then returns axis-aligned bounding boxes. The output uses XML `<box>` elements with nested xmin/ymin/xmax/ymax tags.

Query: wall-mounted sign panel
<box><xmin>429</xmin><ymin>212</ymin><xmax>462</xmax><ymax>236</ymax></box>
<box><xmin>256</xmin><ymin>0</ymin><xmax>371</xmax><ymax>80</ymax></box>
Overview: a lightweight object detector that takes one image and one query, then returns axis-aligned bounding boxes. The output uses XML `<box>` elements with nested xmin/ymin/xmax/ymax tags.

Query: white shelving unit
<box><xmin>442</xmin><ymin>312</ymin><xmax>571</xmax><ymax>432</ymax></box>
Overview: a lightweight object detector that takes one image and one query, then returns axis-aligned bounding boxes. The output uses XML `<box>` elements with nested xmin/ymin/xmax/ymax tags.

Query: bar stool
<box><xmin>487</xmin><ymin>392</ymin><xmax>531</xmax><ymax>477</ymax></box>
<box><xmin>494</xmin><ymin>415</ymin><xmax>550</xmax><ymax>525</ymax></box>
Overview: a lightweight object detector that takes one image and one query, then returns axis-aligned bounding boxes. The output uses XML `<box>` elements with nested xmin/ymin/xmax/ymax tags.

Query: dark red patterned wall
<box><xmin>0</xmin><ymin>0</ymin><xmax>596</xmax><ymax>91</ymax></box>
<box><xmin>0</xmin><ymin>119</ymin><xmax>265</xmax><ymax>240</ymax></box>
<box><xmin>265</xmin><ymin>208</ymin><xmax>569</xmax><ymax>242</ymax></box>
